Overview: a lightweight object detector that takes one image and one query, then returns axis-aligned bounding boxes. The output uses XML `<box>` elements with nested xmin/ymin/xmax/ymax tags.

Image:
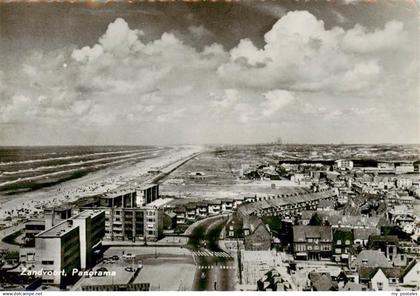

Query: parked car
<box><xmin>123</xmin><ymin>253</ymin><xmax>135</xmax><ymax>260</ymax></box>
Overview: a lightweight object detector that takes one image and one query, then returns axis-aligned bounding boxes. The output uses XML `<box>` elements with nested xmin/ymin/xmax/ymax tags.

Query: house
<box><xmin>299</xmin><ymin>210</ymin><xmax>315</xmax><ymax>225</ymax></box>
<box><xmin>353</xmin><ymin>228</ymin><xmax>379</xmax><ymax>247</ymax></box>
<box><xmin>341</xmin><ymin>282</ymin><xmax>369</xmax><ymax>291</ymax></box>
<box><xmin>293</xmin><ymin>225</ymin><xmax>333</xmax><ymax>260</ymax></box>
<box><xmin>208</xmin><ymin>200</ymin><xmax>222</xmax><ymax>215</ymax></box>
<box><xmin>225</xmin><ymin>214</ymin><xmax>244</xmax><ymax>239</ymax></box>
<box><xmin>221</xmin><ymin>199</ymin><xmax>234</xmax><ymax>212</ymax></box>
<box><xmin>225</xmin><ymin>213</ymin><xmax>271</xmax><ymax>250</ymax></box>
<box><xmin>243</xmin><ymin>215</ymin><xmax>271</xmax><ymax>251</ymax></box>
<box><xmin>350</xmin><ymin>250</ymin><xmax>392</xmax><ymax>271</ymax></box>
<box><xmin>185</xmin><ymin>203</ymin><xmax>197</xmax><ymax>223</ymax></box>
<box><xmin>333</xmin><ymin>228</ymin><xmax>353</xmax><ymax>263</ymax></box>
<box><xmin>163</xmin><ymin>212</ymin><xmax>177</xmax><ymax>230</ymax></box>
<box><xmin>359</xmin><ymin>267</ymin><xmax>401</xmax><ymax>291</ymax></box>
<box><xmin>173</xmin><ymin>206</ymin><xmax>186</xmax><ymax>225</ymax></box>
<box><xmin>257</xmin><ymin>269</ymin><xmax>293</xmax><ymax>291</ymax></box>
<box><xmin>401</xmin><ymin>259</ymin><xmax>420</xmax><ymax>287</ymax></box>
<box><xmin>367</xmin><ymin>235</ymin><xmax>399</xmax><ymax>261</ymax></box>
<box><xmin>308</xmin><ymin>272</ymin><xmax>338</xmax><ymax>291</ymax></box>
<box><xmin>317</xmin><ymin>199</ymin><xmax>335</xmax><ymax>211</ymax></box>
<box><xmin>196</xmin><ymin>202</ymin><xmax>209</xmax><ymax>219</ymax></box>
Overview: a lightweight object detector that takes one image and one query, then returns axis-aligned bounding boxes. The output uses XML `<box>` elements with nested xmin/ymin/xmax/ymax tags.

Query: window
<box><xmin>337</xmin><ymin>240</ymin><xmax>341</xmax><ymax>245</ymax></box>
<box><xmin>335</xmin><ymin>248</ymin><xmax>342</xmax><ymax>254</ymax></box>
<box><xmin>345</xmin><ymin>240</ymin><xmax>350</xmax><ymax>245</ymax></box>
<box><xmin>377</xmin><ymin>282</ymin><xmax>383</xmax><ymax>291</ymax></box>
<box><xmin>41</xmin><ymin>260</ymin><xmax>54</xmax><ymax>265</ymax></box>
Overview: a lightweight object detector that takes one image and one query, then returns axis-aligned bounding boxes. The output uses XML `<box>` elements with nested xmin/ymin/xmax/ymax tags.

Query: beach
<box><xmin>0</xmin><ymin>145</ymin><xmax>204</xmax><ymax>221</ymax></box>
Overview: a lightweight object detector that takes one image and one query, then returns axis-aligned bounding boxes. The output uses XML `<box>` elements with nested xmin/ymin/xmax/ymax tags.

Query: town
<box><xmin>0</xmin><ymin>144</ymin><xmax>419</xmax><ymax>292</ymax></box>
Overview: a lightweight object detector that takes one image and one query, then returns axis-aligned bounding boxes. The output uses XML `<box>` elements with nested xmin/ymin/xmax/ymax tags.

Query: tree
<box><xmin>309</xmin><ymin>213</ymin><xmax>322</xmax><ymax>226</ymax></box>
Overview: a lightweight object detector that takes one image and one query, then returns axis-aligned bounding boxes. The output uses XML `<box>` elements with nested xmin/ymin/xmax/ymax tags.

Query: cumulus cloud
<box><xmin>218</xmin><ymin>10</ymin><xmax>407</xmax><ymax>94</ymax></box>
<box><xmin>0</xmin><ymin>12</ymin><xmax>417</xmax><ymax>144</ymax></box>
<box><xmin>341</xmin><ymin>21</ymin><xmax>406</xmax><ymax>53</ymax></box>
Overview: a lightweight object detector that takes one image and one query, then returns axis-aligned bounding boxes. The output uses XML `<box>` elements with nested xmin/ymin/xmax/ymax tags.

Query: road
<box><xmin>187</xmin><ymin>216</ymin><xmax>235</xmax><ymax>291</ymax></box>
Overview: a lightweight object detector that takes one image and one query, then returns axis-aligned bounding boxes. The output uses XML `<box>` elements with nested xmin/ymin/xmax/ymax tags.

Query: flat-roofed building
<box><xmin>82</xmin><ymin>206</ymin><xmax>163</xmax><ymax>242</ymax></box>
<box><xmin>71</xmin><ymin>210</ymin><xmax>105</xmax><ymax>269</ymax></box>
<box><xmin>137</xmin><ymin>183</ymin><xmax>159</xmax><ymax>205</ymax></box>
<box><xmin>44</xmin><ymin>206</ymin><xmax>73</xmax><ymax>229</ymax></box>
<box><xmin>23</xmin><ymin>219</ymin><xmax>45</xmax><ymax>245</ymax></box>
<box><xmin>99</xmin><ymin>189</ymin><xmax>137</xmax><ymax>208</ymax></box>
<box><xmin>35</xmin><ymin>219</ymin><xmax>81</xmax><ymax>287</ymax></box>
<box><xmin>34</xmin><ymin>210</ymin><xmax>105</xmax><ymax>288</ymax></box>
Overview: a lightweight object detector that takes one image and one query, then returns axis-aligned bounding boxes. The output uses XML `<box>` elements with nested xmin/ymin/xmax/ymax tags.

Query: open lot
<box><xmin>161</xmin><ymin>149</ymin><xmax>309</xmax><ymax>200</ymax></box>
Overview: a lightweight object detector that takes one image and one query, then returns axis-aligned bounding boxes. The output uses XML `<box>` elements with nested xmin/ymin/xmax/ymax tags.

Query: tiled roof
<box><xmin>353</xmin><ymin>228</ymin><xmax>379</xmax><ymax>240</ymax></box>
<box><xmin>351</xmin><ymin>250</ymin><xmax>392</xmax><ymax>269</ymax></box>
<box><xmin>293</xmin><ymin>225</ymin><xmax>332</xmax><ymax>241</ymax></box>
<box><xmin>359</xmin><ymin>267</ymin><xmax>401</xmax><ymax>280</ymax></box>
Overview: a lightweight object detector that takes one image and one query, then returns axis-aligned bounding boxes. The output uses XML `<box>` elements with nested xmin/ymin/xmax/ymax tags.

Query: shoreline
<box><xmin>0</xmin><ymin>145</ymin><xmax>204</xmax><ymax>221</ymax></box>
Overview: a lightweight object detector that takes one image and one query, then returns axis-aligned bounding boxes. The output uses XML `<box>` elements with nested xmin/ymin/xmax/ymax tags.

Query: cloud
<box><xmin>218</xmin><ymin>11</ymin><xmax>407</xmax><ymax>93</ymax></box>
<box><xmin>260</xmin><ymin>90</ymin><xmax>295</xmax><ymax>117</ymax></box>
<box><xmin>341</xmin><ymin>21</ymin><xmax>406</xmax><ymax>53</ymax></box>
<box><xmin>0</xmin><ymin>13</ymin><xmax>417</xmax><ymax>144</ymax></box>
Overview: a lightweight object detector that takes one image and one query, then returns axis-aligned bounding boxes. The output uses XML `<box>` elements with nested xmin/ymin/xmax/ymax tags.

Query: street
<box><xmin>187</xmin><ymin>216</ymin><xmax>235</xmax><ymax>291</ymax></box>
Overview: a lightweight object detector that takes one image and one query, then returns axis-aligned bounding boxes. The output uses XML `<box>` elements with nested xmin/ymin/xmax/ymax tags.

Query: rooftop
<box><xmin>293</xmin><ymin>225</ymin><xmax>332</xmax><ymax>241</ymax></box>
<box><xmin>36</xmin><ymin>219</ymin><xmax>78</xmax><ymax>238</ymax></box>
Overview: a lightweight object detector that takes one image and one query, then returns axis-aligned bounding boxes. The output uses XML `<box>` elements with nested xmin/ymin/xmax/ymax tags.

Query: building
<box><xmin>395</xmin><ymin>162</ymin><xmax>415</xmax><ymax>174</ymax></box>
<box><xmin>293</xmin><ymin>225</ymin><xmax>333</xmax><ymax>260</ymax></box>
<box><xmin>257</xmin><ymin>269</ymin><xmax>293</xmax><ymax>291</ymax></box>
<box><xmin>335</xmin><ymin>159</ymin><xmax>354</xmax><ymax>170</ymax></box>
<box><xmin>401</xmin><ymin>259</ymin><xmax>420</xmax><ymax>288</ymax></box>
<box><xmin>99</xmin><ymin>190</ymin><xmax>137</xmax><ymax>208</ymax></box>
<box><xmin>353</xmin><ymin>228</ymin><xmax>379</xmax><ymax>247</ymax></box>
<box><xmin>137</xmin><ymin>184</ymin><xmax>159</xmax><ymax>205</ymax></box>
<box><xmin>358</xmin><ymin>267</ymin><xmax>401</xmax><ymax>291</ymax></box>
<box><xmin>243</xmin><ymin>216</ymin><xmax>271</xmax><ymax>251</ymax></box>
<box><xmin>23</xmin><ymin>219</ymin><xmax>45</xmax><ymax>246</ymax></box>
<box><xmin>82</xmin><ymin>206</ymin><xmax>163</xmax><ymax>242</ymax></box>
<box><xmin>333</xmin><ymin>229</ymin><xmax>353</xmax><ymax>263</ymax></box>
<box><xmin>208</xmin><ymin>200</ymin><xmax>222</xmax><ymax>215</ymax></box>
<box><xmin>33</xmin><ymin>210</ymin><xmax>105</xmax><ymax>288</ymax></box>
<box><xmin>225</xmin><ymin>213</ymin><xmax>271</xmax><ymax>251</ymax></box>
<box><xmin>44</xmin><ymin>206</ymin><xmax>72</xmax><ymax>229</ymax></box>
<box><xmin>350</xmin><ymin>250</ymin><xmax>392</xmax><ymax>271</ymax></box>
<box><xmin>308</xmin><ymin>272</ymin><xmax>338</xmax><ymax>291</ymax></box>
<box><xmin>71</xmin><ymin>210</ymin><xmax>106</xmax><ymax>269</ymax></box>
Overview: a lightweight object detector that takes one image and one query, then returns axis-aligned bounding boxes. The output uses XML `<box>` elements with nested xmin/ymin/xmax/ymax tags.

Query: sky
<box><xmin>0</xmin><ymin>0</ymin><xmax>418</xmax><ymax>145</ymax></box>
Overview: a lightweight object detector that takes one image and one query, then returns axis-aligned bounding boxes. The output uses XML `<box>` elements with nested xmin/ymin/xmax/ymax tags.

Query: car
<box><xmin>111</xmin><ymin>255</ymin><xmax>119</xmax><ymax>261</ymax></box>
<box><xmin>138</xmin><ymin>261</ymin><xmax>143</xmax><ymax>269</ymax></box>
<box><xmin>124</xmin><ymin>267</ymin><xmax>134</xmax><ymax>272</ymax></box>
<box><xmin>123</xmin><ymin>253</ymin><xmax>135</xmax><ymax>260</ymax></box>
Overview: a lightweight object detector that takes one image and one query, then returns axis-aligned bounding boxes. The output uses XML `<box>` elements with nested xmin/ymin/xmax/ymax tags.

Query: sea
<box><xmin>0</xmin><ymin>146</ymin><xmax>169</xmax><ymax>195</ymax></box>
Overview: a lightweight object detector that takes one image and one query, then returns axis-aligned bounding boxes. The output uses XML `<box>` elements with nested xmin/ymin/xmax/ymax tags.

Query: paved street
<box><xmin>187</xmin><ymin>215</ymin><xmax>235</xmax><ymax>291</ymax></box>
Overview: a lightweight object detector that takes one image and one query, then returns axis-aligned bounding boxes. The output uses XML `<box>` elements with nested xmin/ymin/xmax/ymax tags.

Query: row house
<box><xmin>196</xmin><ymin>202</ymin><xmax>209</xmax><ymax>219</ymax></box>
<box><xmin>293</xmin><ymin>225</ymin><xmax>333</xmax><ymax>260</ymax></box>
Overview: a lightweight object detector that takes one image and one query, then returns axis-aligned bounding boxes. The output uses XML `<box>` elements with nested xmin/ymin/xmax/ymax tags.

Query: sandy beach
<box><xmin>0</xmin><ymin>145</ymin><xmax>204</xmax><ymax>221</ymax></box>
